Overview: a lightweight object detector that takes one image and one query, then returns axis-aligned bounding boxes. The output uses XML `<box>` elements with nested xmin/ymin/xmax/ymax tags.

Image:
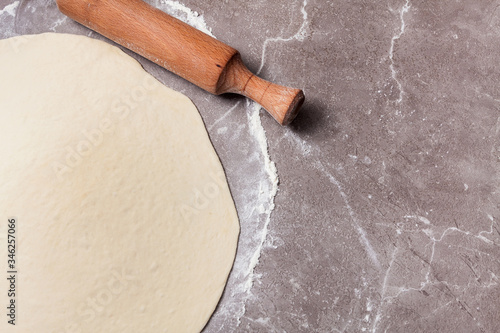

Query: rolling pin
<box><xmin>56</xmin><ymin>0</ymin><xmax>305</xmax><ymax>125</ymax></box>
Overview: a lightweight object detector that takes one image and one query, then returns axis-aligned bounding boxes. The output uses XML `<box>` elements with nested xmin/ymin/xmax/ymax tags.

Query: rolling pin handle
<box><xmin>218</xmin><ymin>54</ymin><xmax>305</xmax><ymax>125</ymax></box>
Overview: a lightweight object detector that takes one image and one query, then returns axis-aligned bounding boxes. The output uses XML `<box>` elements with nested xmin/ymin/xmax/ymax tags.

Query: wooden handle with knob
<box><xmin>56</xmin><ymin>0</ymin><xmax>305</xmax><ymax>125</ymax></box>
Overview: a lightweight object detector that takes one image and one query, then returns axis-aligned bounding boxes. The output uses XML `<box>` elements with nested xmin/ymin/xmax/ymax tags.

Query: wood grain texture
<box><xmin>56</xmin><ymin>0</ymin><xmax>304</xmax><ymax>124</ymax></box>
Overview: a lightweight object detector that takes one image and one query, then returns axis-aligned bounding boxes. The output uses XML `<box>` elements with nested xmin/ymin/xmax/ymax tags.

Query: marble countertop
<box><xmin>1</xmin><ymin>0</ymin><xmax>499</xmax><ymax>332</ymax></box>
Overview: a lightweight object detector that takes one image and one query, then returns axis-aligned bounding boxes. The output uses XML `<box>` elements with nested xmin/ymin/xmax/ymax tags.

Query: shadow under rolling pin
<box><xmin>56</xmin><ymin>0</ymin><xmax>305</xmax><ymax>125</ymax></box>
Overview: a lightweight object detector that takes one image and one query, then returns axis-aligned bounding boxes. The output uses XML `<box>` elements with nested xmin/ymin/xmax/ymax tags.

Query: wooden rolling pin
<box><xmin>56</xmin><ymin>0</ymin><xmax>305</xmax><ymax>125</ymax></box>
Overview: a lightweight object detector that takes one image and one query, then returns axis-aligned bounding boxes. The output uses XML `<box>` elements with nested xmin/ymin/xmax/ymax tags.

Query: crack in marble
<box><xmin>389</xmin><ymin>0</ymin><xmax>411</xmax><ymax>104</ymax></box>
<box><xmin>283</xmin><ymin>130</ymin><xmax>315</xmax><ymax>156</ymax></box>
<box><xmin>473</xmin><ymin>87</ymin><xmax>500</xmax><ymax>104</ymax></box>
<box><xmin>371</xmin><ymin>214</ymin><xmax>497</xmax><ymax>332</ymax></box>
<box><xmin>208</xmin><ymin>101</ymin><xmax>241</xmax><ymax>130</ymax></box>
<box><xmin>425</xmin><ymin>217</ymin><xmax>497</xmax><ymax>246</ymax></box>
<box><xmin>404</xmin><ymin>215</ymin><xmax>431</xmax><ymax>225</ymax></box>
<box><xmin>372</xmin><ymin>244</ymin><xmax>399</xmax><ymax>333</ymax></box>
<box><xmin>315</xmin><ymin>161</ymin><xmax>381</xmax><ymax>269</ymax></box>
<box><xmin>257</xmin><ymin>0</ymin><xmax>309</xmax><ymax>75</ymax></box>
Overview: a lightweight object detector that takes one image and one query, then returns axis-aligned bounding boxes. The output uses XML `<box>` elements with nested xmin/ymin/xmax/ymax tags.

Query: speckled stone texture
<box><xmin>1</xmin><ymin>0</ymin><xmax>499</xmax><ymax>332</ymax></box>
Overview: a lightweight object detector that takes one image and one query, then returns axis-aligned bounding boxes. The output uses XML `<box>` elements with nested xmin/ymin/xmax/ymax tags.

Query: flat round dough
<box><xmin>0</xmin><ymin>33</ymin><xmax>239</xmax><ymax>332</ymax></box>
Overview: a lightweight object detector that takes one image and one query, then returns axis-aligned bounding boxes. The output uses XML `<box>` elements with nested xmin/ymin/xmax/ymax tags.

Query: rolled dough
<box><xmin>0</xmin><ymin>33</ymin><xmax>239</xmax><ymax>332</ymax></box>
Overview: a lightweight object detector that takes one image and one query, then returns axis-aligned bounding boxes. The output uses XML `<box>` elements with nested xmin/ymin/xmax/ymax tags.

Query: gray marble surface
<box><xmin>1</xmin><ymin>0</ymin><xmax>500</xmax><ymax>332</ymax></box>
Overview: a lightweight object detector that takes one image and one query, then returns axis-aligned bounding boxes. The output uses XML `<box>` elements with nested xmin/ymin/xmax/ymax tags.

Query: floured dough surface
<box><xmin>0</xmin><ymin>33</ymin><xmax>239</xmax><ymax>332</ymax></box>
